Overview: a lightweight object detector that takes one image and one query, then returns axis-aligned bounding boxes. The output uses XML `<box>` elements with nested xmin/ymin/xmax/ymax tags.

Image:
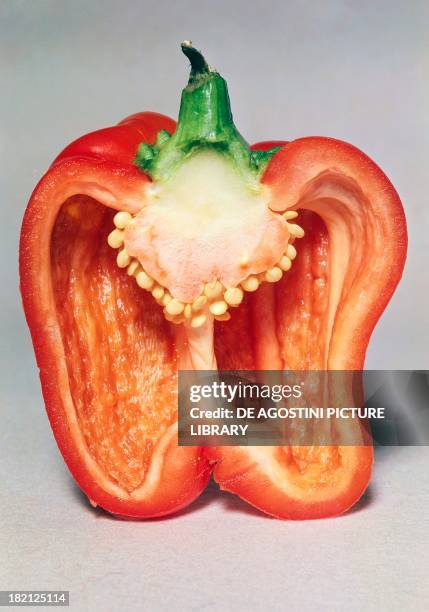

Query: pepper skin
<box><xmin>20</xmin><ymin>112</ymin><xmax>214</xmax><ymax>518</ymax></box>
<box><xmin>210</xmin><ymin>138</ymin><xmax>407</xmax><ymax>519</ymax></box>
<box><xmin>20</xmin><ymin>43</ymin><xmax>406</xmax><ymax>519</ymax></box>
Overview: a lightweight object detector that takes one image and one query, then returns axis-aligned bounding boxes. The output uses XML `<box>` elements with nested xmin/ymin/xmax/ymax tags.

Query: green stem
<box><xmin>135</xmin><ymin>42</ymin><xmax>280</xmax><ymax>186</ymax></box>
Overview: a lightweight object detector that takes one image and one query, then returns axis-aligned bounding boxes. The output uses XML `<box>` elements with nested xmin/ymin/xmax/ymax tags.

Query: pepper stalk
<box><xmin>135</xmin><ymin>41</ymin><xmax>281</xmax><ymax>187</ymax></box>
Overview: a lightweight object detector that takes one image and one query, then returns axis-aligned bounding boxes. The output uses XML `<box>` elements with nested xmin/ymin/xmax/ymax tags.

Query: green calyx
<box><xmin>134</xmin><ymin>42</ymin><xmax>281</xmax><ymax>187</ymax></box>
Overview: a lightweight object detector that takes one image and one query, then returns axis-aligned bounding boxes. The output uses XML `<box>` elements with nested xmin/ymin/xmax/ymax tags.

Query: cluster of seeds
<box><xmin>239</xmin><ymin>210</ymin><xmax>303</xmax><ymax>293</ymax></box>
<box><xmin>107</xmin><ymin>209</ymin><xmax>303</xmax><ymax>328</ymax></box>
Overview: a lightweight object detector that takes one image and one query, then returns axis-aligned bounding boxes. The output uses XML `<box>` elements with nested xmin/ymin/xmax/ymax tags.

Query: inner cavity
<box><xmin>51</xmin><ymin>199</ymin><xmax>330</xmax><ymax>489</ymax></box>
<box><xmin>214</xmin><ymin>211</ymin><xmax>330</xmax><ymax>371</ymax></box>
<box><xmin>51</xmin><ymin>196</ymin><xmax>177</xmax><ymax>492</ymax></box>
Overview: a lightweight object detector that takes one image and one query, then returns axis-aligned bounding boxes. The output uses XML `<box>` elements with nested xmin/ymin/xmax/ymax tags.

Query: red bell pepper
<box><xmin>20</xmin><ymin>42</ymin><xmax>406</xmax><ymax>519</ymax></box>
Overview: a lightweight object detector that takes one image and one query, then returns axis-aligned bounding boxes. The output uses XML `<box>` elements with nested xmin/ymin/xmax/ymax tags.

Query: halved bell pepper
<box><xmin>20</xmin><ymin>42</ymin><xmax>406</xmax><ymax>519</ymax></box>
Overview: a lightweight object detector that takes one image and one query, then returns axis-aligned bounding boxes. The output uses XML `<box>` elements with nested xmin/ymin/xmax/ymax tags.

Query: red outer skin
<box><xmin>251</xmin><ymin>140</ymin><xmax>287</xmax><ymax>150</ymax></box>
<box><xmin>53</xmin><ymin>112</ymin><xmax>176</xmax><ymax>166</ymax></box>
<box><xmin>210</xmin><ymin>138</ymin><xmax>407</xmax><ymax>519</ymax></box>
<box><xmin>208</xmin><ymin>447</ymin><xmax>374</xmax><ymax>520</ymax></box>
<box><xmin>250</xmin><ymin>137</ymin><xmax>406</xmax><ymax>372</ymax></box>
<box><xmin>264</xmin><ymin>137</ymin><xmax>407</xmax><ymax>369</ymax></box>
<box><xmin>21</xmin><ymin>114</ymin><xmax>407</xmax><ymax>520</ymax></box>
<box><xmin>20</xmin><ymin>112</ymin><xmax>211</xmax><ymax>518</ymax></box>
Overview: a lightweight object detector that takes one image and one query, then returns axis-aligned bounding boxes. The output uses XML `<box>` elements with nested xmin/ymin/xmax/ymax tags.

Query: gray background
<box><xmin>1</xmin><ymin>1</ymin><xmax>428</xmax><ymax>611</ymax></box>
